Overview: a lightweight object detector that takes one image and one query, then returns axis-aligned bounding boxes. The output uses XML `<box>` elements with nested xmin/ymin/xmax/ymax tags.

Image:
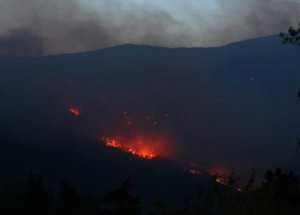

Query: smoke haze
<box><xmin>0</xmin><ymin>0</ymin><xmax>299</xmax><ymax>55</ymax></box>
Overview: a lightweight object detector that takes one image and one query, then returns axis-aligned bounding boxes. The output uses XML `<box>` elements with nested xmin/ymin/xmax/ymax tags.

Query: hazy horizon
<box><xmin>0</xmin><ymin>0</ymin><xmax>299</xmax><ymax>55</ymax></box>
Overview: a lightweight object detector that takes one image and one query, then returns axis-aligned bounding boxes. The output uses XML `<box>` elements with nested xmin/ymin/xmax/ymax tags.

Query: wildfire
<box><xmin>102</xmin><ymin>136</ymin><xmax>166</xmax><ymax>160</ymax></box>
<box><xmin>208</xmin><ymin>166</ymin><xmax>232</xmax><ymax>185</ymax></box>
<box><xmin>64</xmin><ymin>105</ymin><xmax>243</xmax><ymax>191</ymax></box>
<box><xmin>186</xmin><ymin>163</ymin><xmax>235</xmax><ymax>186</ymax></box>
<box><xmin>68</xmin><ymin>107</ymin><xmax>81</xmax><ymax>117</ymax></box>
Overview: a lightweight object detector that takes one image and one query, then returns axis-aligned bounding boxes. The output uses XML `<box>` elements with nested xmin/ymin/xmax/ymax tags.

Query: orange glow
<box><xmin>68</xmin><ymin>107</ymin><xmax>81</xmax><ymax>117</ymax></box>
<box><xmin>102</xmin><ymin>135</ymin><xmax>169</xmax><ymax>160</ymax></box>
<box><xmin>215</xmin><ymin>177</ymin><xmax>227</xmax><ymax>186</ymax></box>
<box><xmin>208</xmin><ymin>166</ymin><xmax>233</xmax><ymax>186</ymax></box>
<box><xmin>64</xmin><ymin>106</ymin><xmax>243</xmax><ymax>191</ymax></box>
<box><xmin>184</xmin><ymin>162</ymin><xmax>243</xmax><ymax>191</ymax></box>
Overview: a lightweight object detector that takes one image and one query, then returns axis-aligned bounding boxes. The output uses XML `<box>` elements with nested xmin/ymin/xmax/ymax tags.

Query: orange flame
<box><xmin>64</xmin><ymin>106</ymin><xmax>242</xmax><ymax>191</ymax></box>
<box><xmin>68</xmin><ymin>107</ymin><xmax>81</xmax><ymax>117</ymax></box>
<box><xmin>102</xmin><ymin>136</ymin><xmax>167</xmax><ymax>160</ymax></box>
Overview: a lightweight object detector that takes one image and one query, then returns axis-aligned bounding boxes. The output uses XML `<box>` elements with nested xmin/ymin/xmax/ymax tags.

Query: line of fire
<box><xmin>68</xmin><ymin>106</ymin><xmax>241</xmax><ymax>191</ymax></box>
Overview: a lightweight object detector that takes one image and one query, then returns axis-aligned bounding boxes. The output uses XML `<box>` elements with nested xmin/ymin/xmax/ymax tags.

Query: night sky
<box><xmin>0</xmin><ymin>0</ymin><xmax>300</xmax><ymax>55</ymax></box>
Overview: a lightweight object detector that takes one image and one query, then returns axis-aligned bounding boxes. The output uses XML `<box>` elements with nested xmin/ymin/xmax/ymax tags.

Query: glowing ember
<box><xmin>186</xmin><ymin>162</ymin><xmax>236</xmax><ymax>187</ymax></box>
<box><xmin>68</xmin><ymin>107</ymin><xmax>81</xmax><ymax>117</ymax></box>
<box><xmin>185</xmin><ymin>162</ymin><xmax>204</xmax><ymax>176</ymax></box>
<box><xmin>64</xmin><ymin>106</ymin><xmax>243</xmax><ymax>191</ymax></box>
<box><xmin>215</xmin><ymin>177</ymin><xmax>227</xmax><ymax>186</ymax></box>
<box><xmin>189</xmin><ymin>169</ymin><xmax>203</xmax><ymax>176</ymax></box>
<box><xmin>105</xmin><ymin>137</ymin><xmax>121</xmax><ymax>148</ymax></box>
<box><xmin>209</xmin><ymin>166</ymin><xmax>231</xmax><ymax>185</ymax></box>
<box><xmin>102</xmin><ymin>136</ymin><xmax>158</xmax><ymax>159</ymax></box>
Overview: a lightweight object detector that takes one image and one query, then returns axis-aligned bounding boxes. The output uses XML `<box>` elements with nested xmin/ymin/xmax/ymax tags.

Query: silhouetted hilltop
<box><xmin>0</xmin><ymin>35</ymin><xmax>299</xmax><ymax>203</ymax></box>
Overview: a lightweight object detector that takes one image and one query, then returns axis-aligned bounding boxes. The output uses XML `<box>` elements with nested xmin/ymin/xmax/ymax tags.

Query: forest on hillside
<box><xmin>0</xmin><ymin>168</ymin><xmax>299</xmax><ymax>215</ymax></box>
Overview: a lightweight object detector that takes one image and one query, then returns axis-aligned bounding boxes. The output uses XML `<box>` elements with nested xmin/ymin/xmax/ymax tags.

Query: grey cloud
<box><xmin>0</xmin><ymin>29</ymin><xmax>44</xmax><ymax>56</ymax></box>
<box><xmin>0</xmin><ymin>0</ymin><xmax>299</xmax><ymax>55</ymax></box>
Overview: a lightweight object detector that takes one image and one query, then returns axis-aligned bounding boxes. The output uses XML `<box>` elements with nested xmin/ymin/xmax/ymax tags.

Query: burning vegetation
<box><xmin>68</xmin><ymin>106</ymin><xmax>81</xmax><ymax>117</ymax></box>
<box><xmin>66</xmin><ymin>106</ymin><xmax>237</xmax><ymax>188</ymax></box>
<box><xmin>102</xmin><ymin>135</ymin><xmax>168</xmax><ymax>160</ymax></box>
<box><xmin>209</xmin><ymin>166</ymin><xmax>232</xmax><ymax>186</ymax></box>
<box><xmin>99</xmin><ymin>111</ymin><xmax>173</xmax><ymax>160</ymax></box>
<box><xmin>185</xmin><ymin>162</ymin><xmax>238</xmax><ymax>188</ymax></box>
<box><xmin>102</xmin><ymin>134</ymin><xmax>237</xmax><ymax>189</ymax></box>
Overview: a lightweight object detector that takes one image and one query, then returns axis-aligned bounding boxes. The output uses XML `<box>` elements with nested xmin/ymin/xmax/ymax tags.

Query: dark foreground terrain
<box><xmin>1</xmin><ymin>169</ymin><xmax>300</xmax><ymax>215</ymax></box>
<box><xmin>0</xmin><ymin>35</ymin><xmax>300</xmax><ymax>214</ymax></box>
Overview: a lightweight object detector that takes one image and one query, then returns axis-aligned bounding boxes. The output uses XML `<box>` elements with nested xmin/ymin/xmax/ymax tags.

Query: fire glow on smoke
<box><xmin>102</xmin><ymin>135</ymin><xmax>234</xmax><ymax>187</ymax></box>
<box><xmin>102</xmin><ymin>135</ymin><xmax>168</xmax><ymax>160</ymax></box>
<box><xmin>67</xmin><ymin>106</ymin><xmax>236</xmax><ymax>188</ymax></box>
<box><xmin>101</xmin><ymin>133</ymin><xmax>234</xmax><ymax>186</ymax></box>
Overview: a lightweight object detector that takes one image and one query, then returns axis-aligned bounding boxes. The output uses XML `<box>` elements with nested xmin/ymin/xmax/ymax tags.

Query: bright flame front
<box><xmin>103</xmin><ymin>136</ymin><xmax>159</xmax><ymax>160</ymax></box>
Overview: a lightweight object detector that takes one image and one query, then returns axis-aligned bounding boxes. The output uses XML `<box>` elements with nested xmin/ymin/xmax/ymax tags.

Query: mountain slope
<box><xmin>0</xmin><ymin>35</ymin><xmax>299</xmax><ymax>194</ymax></box>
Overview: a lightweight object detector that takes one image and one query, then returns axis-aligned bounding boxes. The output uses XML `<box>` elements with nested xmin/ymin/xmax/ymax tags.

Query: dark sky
<box><xmin>0</xmin><ymin>0</ymin><xmax>300</xmax><ymax>55</ymax></box>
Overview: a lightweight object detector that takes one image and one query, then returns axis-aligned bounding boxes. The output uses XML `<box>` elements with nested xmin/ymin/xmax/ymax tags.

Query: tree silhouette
<box><xmin>280</xmin><ymin>24</ymin><xmax>300</xmax><ymax>45</ymax></box>
<box><xmin>100</xmin><ymin>178</ymin><xmax>141</xmax><ymax>215</ymax></box>
<box><xmin>280</xmin><ymin>25</ymin><xmax>300</xmax><ymax>151</ymax></box>
<box><xmin>57</xmin><ymin>181</ymin><xmax>81</xmax><ymax>215</ymax></box>
<box><xmin>25</xmin><ymin>173</ymin><xmax>51</xmax><ymax>215</ymax></box>
<box><xmin>245</xmin><ymin>168</ymin><xmax>256</xmax><ymax>191</ymax></box>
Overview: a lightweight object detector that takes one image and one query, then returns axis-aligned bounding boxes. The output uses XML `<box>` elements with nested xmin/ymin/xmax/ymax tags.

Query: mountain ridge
<box><xmin>0</xmin><ymin>35</ymin><xmax>285</xmax><ymax>59</ymax></box>
<box><xmin>0</xmin><ymin>34</ymin><xmax>299</xmax><ymax>200</ymax></box>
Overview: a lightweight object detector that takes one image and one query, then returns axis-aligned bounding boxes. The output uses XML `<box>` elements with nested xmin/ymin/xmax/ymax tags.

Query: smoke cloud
<box><xmin>0</xmin><ymin>29</ymin><xmax>44</xmax><ymax>56</ymax></box>
<box><xmin>0</xmin><ymin>0</ymin><xmax>299</xmax><ymax>55</ymax></box>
